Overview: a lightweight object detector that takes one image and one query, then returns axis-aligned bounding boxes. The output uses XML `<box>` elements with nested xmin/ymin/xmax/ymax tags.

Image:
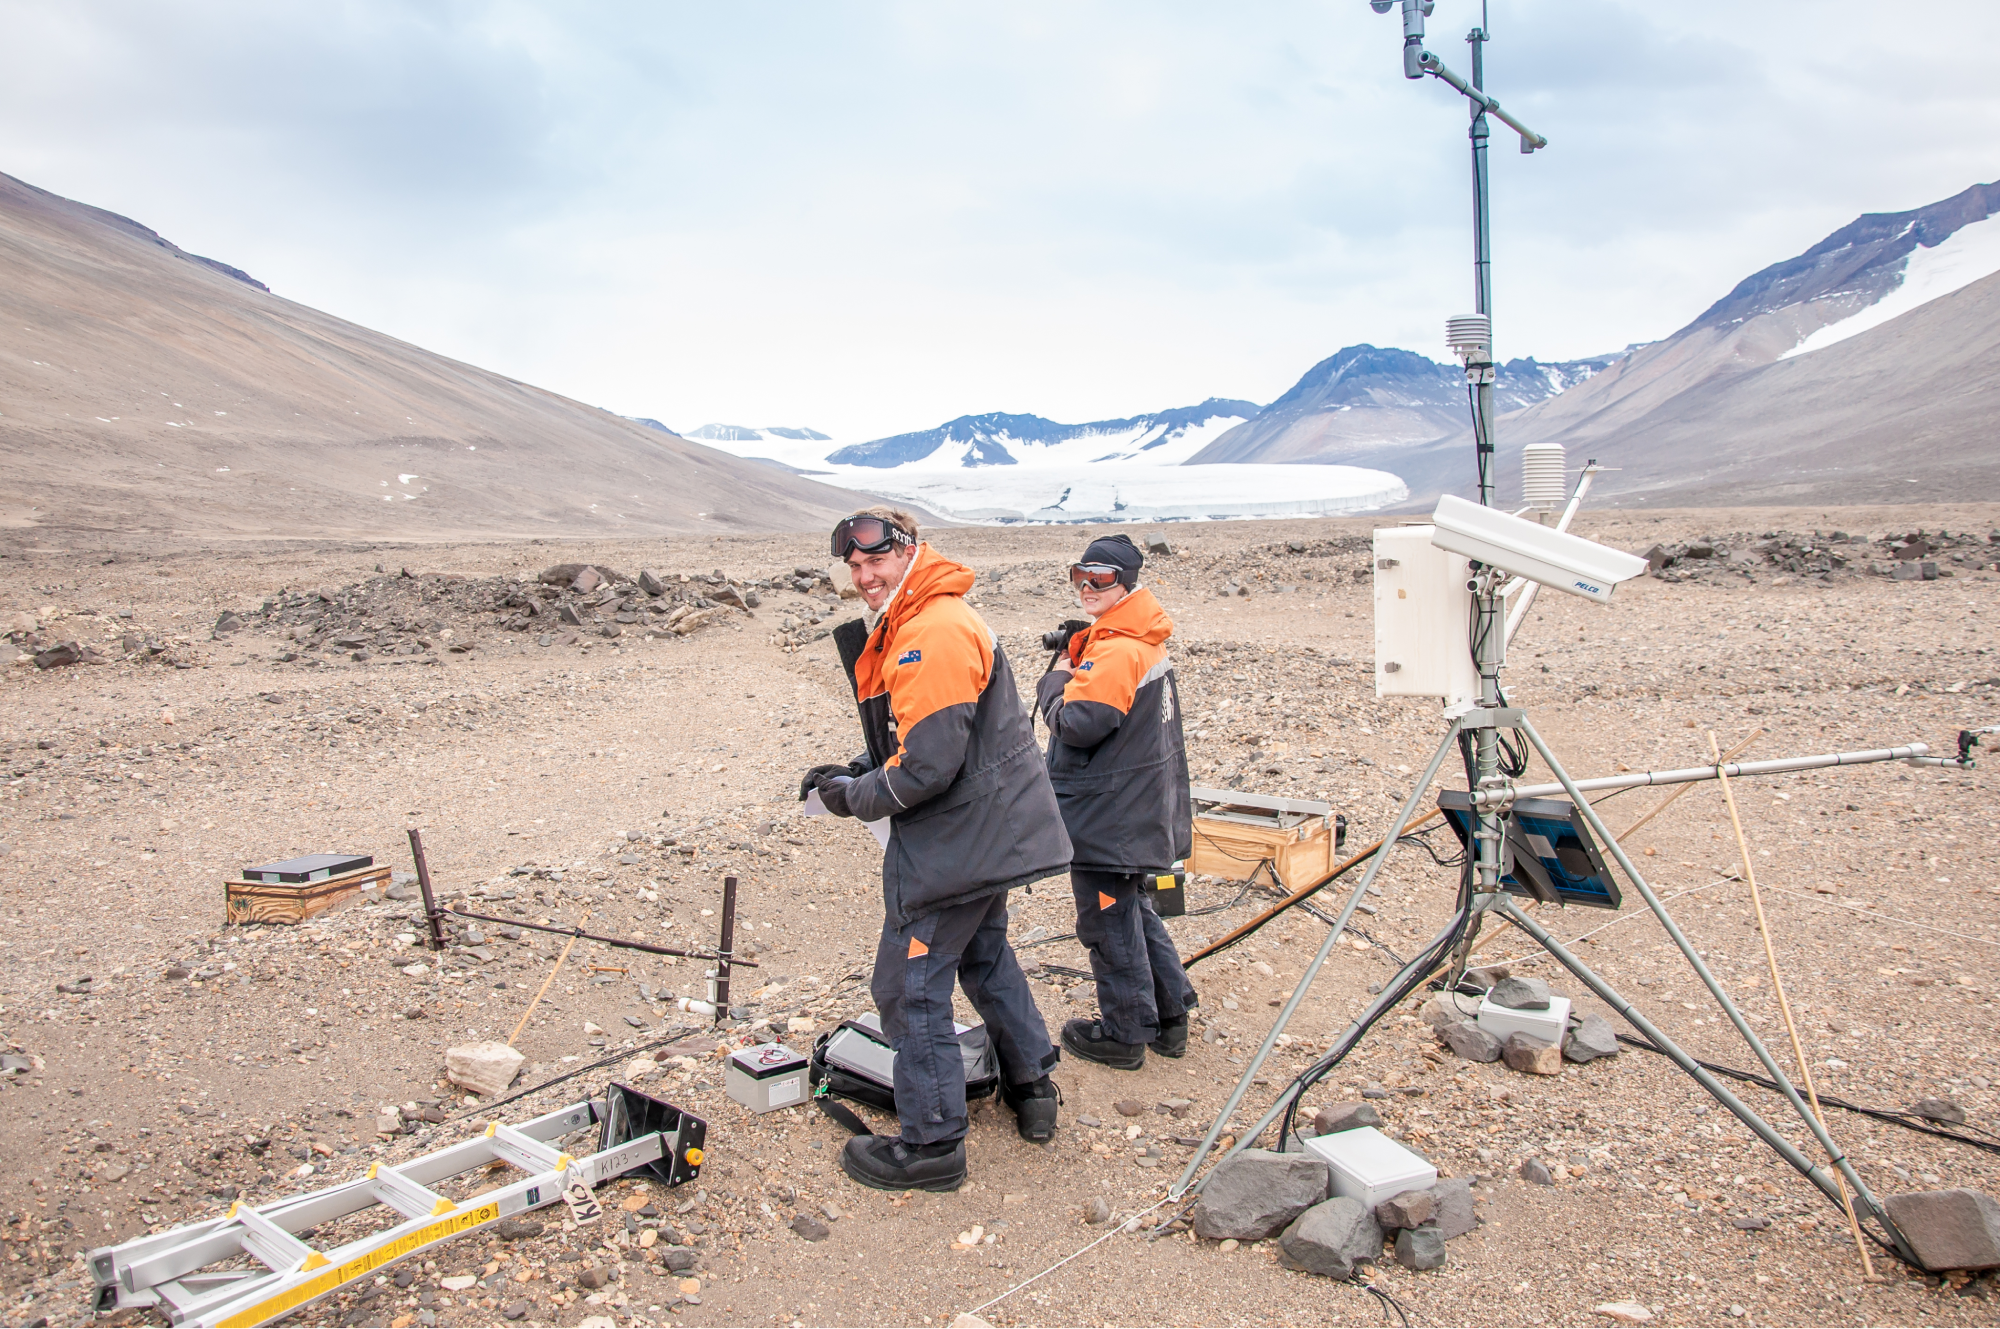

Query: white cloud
<box><xmin>1</xmin><ymin>0</ymin><xmax>1996</xmax><ymax>440</ymax></box>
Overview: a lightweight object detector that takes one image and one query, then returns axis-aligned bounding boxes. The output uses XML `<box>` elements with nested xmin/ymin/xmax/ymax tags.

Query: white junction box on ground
<box><xmin>726</xmin><ymin>1042</ymin><xmax>809</xmax><ymax>1114</ymax></box>
<box><xmin>1477</xmin><ymin>994</ymin><xmax>1572</xmax><ymax>1048</ymax></box>
<box><xmin>1373</xmin><ymin>524</ymin><xmax>1478</xmax><ymax>709</ymax></box>
<box><xmin>1303</xmin><ymin>1126</ymin><xmax>1438</xmax><ymax>1211</ymax></box>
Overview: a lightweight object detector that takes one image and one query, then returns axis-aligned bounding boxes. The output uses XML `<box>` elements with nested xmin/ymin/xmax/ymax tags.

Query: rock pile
<box><xmin>1639</xmin><ymin>527</ymin><xmax>2000</xmax><ymax>585</ymax></box>
<box><xmin>1190</xmin><ymin>1147</ymin><xmax>1482</xmax><ymax>1276</ymax></box>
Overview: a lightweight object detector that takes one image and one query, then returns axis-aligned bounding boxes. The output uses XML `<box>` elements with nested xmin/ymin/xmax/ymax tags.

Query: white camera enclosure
<box><xmin>1374</xmin><ymin>525</ymin><xmax>1478</xmax><ymax>706</ymax></box>
<box><xmin>1429</xmin><ymin>494</ymin><xmax>1647</xmax><ymax>603</ymax></box>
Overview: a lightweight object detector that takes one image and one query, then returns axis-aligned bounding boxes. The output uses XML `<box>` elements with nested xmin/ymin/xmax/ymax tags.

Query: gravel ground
<box><xmin>1</xmin><ymin>502</ymin><xmax>1998</xmax><ymax>1328</ymax></box>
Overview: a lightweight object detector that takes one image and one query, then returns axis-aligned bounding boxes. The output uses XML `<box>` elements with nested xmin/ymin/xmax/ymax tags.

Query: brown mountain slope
<box><xmin>0</xmin><ymin>171</ymin><xmax>874</xmax><ymax>541</ymax></box>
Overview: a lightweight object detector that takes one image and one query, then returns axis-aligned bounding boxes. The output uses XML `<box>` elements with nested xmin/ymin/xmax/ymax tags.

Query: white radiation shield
<box><xmin>1428</xmin><ymin>494</ymin><xmax>1647</xmax><ymax>603</ymax></box>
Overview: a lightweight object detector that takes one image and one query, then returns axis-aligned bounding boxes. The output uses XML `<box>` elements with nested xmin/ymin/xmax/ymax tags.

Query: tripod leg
<box><xmin>1496</xmin><ymin>900</ymin><xmax>1853</xmax><ymax>1209</ymax></box>
<box><xmin>1510</xmin><ymin>715</ymin><xmax>1916</xmax><ymax>1265</ymax></box>
<box><xmin>1169</xmin><ymin>717</ymin><xmax>1467</xmax><ymax>1201</ymax></box>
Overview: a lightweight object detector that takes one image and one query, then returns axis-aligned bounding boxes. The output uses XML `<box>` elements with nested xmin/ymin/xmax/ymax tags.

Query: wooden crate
<box><xmin>1189</xmin><ymin>815</ymin><xmax>1334</xmax><ymax>890</ymax></box>
<box><xmin>224</xmin><ymin>864</ymin><xmax>391</xmax><ymax>926</ymax></box>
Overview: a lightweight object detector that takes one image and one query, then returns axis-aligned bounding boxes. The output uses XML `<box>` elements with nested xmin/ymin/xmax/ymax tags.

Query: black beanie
<box><xmin>1080</xmin><ymin>533</ymin><xmax>1143</xmax><ymax>588</ymax></box>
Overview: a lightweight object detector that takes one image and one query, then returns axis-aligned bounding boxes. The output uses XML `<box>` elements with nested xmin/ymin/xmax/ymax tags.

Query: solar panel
<box><xmin>1436</xmin><ymin>791</ymin><xmax>1622</xmax><ymax>910</ymax></box>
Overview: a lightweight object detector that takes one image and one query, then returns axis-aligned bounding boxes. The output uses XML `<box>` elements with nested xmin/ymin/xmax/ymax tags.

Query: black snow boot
<box><xmin>840</xmin><ymin>1135</ymin><xmax>967</xmax><ymax>1193</ymax></box>
<box><xmin>1061</xmin><ymin>1017</ymin><xmax>1145</xmax><ymax>1071</ymax></box>
<box><xmin>1002</xmin><ymin>1076</ymin><xmax>1062</xmax><ymax>1142</ymax></box>
<box><xmin>1150</xmin><ymin>1013</ymin><xmax>1190</xmax><ymax>1059</ymax></box>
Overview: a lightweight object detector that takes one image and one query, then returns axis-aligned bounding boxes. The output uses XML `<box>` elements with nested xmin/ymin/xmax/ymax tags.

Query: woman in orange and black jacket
<box><xmin>1037</xmin><ymin>533</ymin><xmax>1197</xmax><ymax>1072</ymax></box>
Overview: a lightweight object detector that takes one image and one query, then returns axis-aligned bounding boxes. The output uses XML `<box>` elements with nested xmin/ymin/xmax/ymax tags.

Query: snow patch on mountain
<box><xmin>1782</xmin><ymin>211</ymin><xmax>2000</xmax><ymax>359</ymax></box>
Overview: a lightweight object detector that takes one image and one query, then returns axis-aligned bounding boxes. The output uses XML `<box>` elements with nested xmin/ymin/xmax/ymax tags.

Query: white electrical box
<box><xmin>1476</xmin><ymin>994</ymin><xmax>1572</xmax><ymax>1049</ymax></box>
<box><xmin>1302</xmin><ymin>1126</ymin><xmax>1438</xmax><ymax>1211</ymax></box>
<box><xmin>1373</xmin><ymin>525</ymin><xmax>1478</xmax><ymax>707</ymax></box>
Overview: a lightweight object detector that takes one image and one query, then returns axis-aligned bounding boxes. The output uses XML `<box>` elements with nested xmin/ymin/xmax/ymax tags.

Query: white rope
<box><xmin>962</xmin><ymin>1196</ymin><xmax>1174</xmax><ymax>1318</ymax></box>
<box><xmin>1482</xmin><ymin>879</ymin><xmax>1727</xmax><ymax>968</ymax></box>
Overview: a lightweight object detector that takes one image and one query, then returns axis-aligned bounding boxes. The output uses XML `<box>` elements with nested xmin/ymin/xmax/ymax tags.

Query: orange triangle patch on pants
<box><xmin>1098</xmin><ymin>891</ymin><xmax>1117</xmax><ymax>911</ymax></box>
<box><xmin>907</xmin><ymin>936</ymin><xmax>929</xmax><ymax>958</ymax></box>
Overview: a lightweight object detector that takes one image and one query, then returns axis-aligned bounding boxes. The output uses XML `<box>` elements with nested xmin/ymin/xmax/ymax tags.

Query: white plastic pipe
<box><xmin>1503</xmin><ymin>464</ymin><xmax>1598</xmax><ymax>646</ymax></box>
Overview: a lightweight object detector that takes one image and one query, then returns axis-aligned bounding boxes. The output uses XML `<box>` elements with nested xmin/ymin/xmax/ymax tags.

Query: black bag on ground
<box><xmin>808</xmin><ymin>1011</ymin><xmax>1000</xmax><ymax>1134</ymax></box>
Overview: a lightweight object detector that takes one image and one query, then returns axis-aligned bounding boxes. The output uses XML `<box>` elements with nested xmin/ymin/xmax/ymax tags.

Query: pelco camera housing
<box><xmin>1428</xmin><ymin>494</ymin><xmax>1647</xmax><ymax>603</ymax></box>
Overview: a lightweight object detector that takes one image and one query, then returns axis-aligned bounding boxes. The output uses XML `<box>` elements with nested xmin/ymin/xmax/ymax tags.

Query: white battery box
<box><xmin>726</xmin><ymin>1042</ymin><xmax>809</xmax><ymax>1114</ymax></box>
<box><xmin>1476</xmin><ymin>994</ymin><xmax>1571</xmax><ymax>1048</ymax></box>
<box><xmin>1302</xmin><ymin>1126</ymin><xmax>1438</xmax><ymax>1211</ymax></box>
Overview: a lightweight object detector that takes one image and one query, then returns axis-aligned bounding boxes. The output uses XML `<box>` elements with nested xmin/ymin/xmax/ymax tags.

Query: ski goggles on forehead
<box><xmin>831</xmin><ymin>515</ymin><xmax>912</xmax><ymax>558</ymax></box>
<box><xmin>1068</xmin><ymin>563</ymin><xmax>1125</xmax><ymax>591</ymax></box>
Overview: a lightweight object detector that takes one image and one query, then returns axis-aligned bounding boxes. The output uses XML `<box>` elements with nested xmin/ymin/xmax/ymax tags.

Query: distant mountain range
<box><xmin>773</xmin><ymin>177</ymin><xmax>2000</xmax><ymax>514</ymax></box>
<box><xmin>826</xmin><ymin>398</ymin><xmax>1259</xmax><ymax>468</ymax></box>
<box><xmin>686</xmin><ymin>423</ymin><xmax>831</xmax><ymax>443</ymax></box>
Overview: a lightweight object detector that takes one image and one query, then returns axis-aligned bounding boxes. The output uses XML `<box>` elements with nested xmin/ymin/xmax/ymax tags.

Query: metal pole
<box><xmin>1463</xmin><ymin>743</ymin><xmax>1931</xmax><ymax>808</ymax></box>
<box><xmin>407</xmin><ymin>828</ymin><xmax>446</xmax><ymax>952</ymax></box>
<box><xmin>1170</xmin><ymin>717</ymin><xmax>1467</xmax><ymax>1199</ymax></box>
<box><xmin>1510</xmin><ymin>713</ymin><xmax>1917</xmax><ymax>1264</ymax></box>
<box><xmin>713</xmin><ymin>875</ymin><xmax>738</xmax><ymax>1028</ymax></box>
<box><xmin>1492</xmin><ymin>899</ymin><xmax>1869</xmax><ymax>1218</ymax></box>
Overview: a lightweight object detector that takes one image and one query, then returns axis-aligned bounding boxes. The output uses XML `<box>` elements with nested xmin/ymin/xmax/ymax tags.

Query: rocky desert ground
<box><xmin>2</xmin><ymin>502</ymin><xmax>1998</xmax><ymax>1329</ymax></box>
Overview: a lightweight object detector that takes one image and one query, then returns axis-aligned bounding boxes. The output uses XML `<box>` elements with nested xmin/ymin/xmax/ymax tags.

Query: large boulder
<box><xmin>1425</xmin><ymin>1178</ymin><xmax>1476</xmax><ymax>1239</ymax></box>
<box><xmin>1313</xmin><ymin>1102</ymin><xmax>1383</xmax><ymax>1136</ymax></box>
<box><xmin>1441</xmin><ymin>1021</ymin><xmax>1502</xmax><ymax>1062</ymax></box>
<box><xmin>446</xmin><ymin>1041</ymin><xmax>526</xmax><ymax>1098</ymax></box>
<box><xmin>1488</xmin><ymin>976</ymin><xmax>1552</xmax><ymax>1010</ymax></box>
<box><xmin>1191</xmin><ymin>1149</ymin><xmax>1330</xmax><ymax>1241</ymax></box>
<box><xmin>1883</xmin><ymin>1189</ymin><xmax>2000</xmax><ymax>1271</ymax></box>
<box><xmin>1563</xmin><ymin>1013</ymin><xmax>1621</xmax><ymax>1063</ymax></box>
<box><xmin>1395</xmin><ymin>1226</ymin><xmax>1447</xmax><ymax>1270</ymax></box>
<box><xmin>1277</xmin><ymin>1197</ymin><xmax>1383</xmax><ymax>1279</ymax></box>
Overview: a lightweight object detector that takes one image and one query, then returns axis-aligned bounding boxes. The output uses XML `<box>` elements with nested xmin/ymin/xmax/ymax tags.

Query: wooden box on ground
<box><xmin>1189</xmin><ymin>814</ymin><xmax>1334</xmax><ymax>890</ymax></box>
<box><xmin>224</xmin><ymin>864</ymin><xmax>391</xmax><ymax>925</ymax></box>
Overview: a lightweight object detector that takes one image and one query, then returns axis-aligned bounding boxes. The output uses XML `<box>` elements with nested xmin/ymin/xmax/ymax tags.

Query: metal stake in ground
<box><xmin>407</xmin><ymin>828</ymin><xmax>446</xmax><ymax>951</ymax></box>
<box><xmin>713</xmin><ymin>874</ymin><xmax>738</xmax><ymax>1028</ymax></box>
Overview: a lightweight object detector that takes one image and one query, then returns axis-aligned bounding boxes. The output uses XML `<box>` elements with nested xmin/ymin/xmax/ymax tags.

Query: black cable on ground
<box><xmin>1614</xmin><ymin>1033</ymin><xmax>2000</xmax><ymax>1158</ymax></box>
<box><xmin>1349</xmin><ymin>1275</ymin><xmax>1413</xmax><ymax>1329</ymax></box>
<box><xmin>1018</xmin><ymin>862</ymin><xmax>1271</xmax><ymax>953</ymax></box>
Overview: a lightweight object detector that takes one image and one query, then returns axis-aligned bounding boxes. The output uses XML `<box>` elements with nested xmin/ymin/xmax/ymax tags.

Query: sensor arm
<box><xmin>1417</xmin><ymin>51</ymin><xmax>1548</xmax><ymax>152</ymax></box>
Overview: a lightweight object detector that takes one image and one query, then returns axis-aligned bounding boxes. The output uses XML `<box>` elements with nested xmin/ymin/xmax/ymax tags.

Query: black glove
<box><xmin>816</xmin><ymin>776</ymin><xmax>856</xmax><ymax>819</ymax></box>
<box><xmin>799</xmin><ymin>762</ymin><xmax>859</xmax><ymax>801</ymax></box>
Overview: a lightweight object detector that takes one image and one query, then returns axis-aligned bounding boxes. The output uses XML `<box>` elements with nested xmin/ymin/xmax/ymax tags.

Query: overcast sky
<box><xmin>2</xmin><ymin>1</ymin><xmax>1996</xmax><ymax>441</ymax></box>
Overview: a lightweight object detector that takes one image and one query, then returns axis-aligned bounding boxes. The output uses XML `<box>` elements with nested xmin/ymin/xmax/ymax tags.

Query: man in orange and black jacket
<box><xmin>1037</xmin><ymin>533</ymin><xmax>1197</xmax><ymax>1071</ymax></box>
<box><xmin>801</xmin><ymin>509</ymin><xmax>1069</xmax><ymax>1193</ymax></box>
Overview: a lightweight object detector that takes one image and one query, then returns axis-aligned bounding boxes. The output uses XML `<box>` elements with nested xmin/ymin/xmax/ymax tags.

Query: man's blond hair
<box><xmin>856</xmin><ymin>505</ymin><xmax>920</xmax><ymax>542</ymax></box>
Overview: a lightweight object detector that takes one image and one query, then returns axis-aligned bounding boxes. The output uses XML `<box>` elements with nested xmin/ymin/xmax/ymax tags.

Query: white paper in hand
<box><xmin>803</xmin><ymin>782</ymin><xmax>891</xmax><ymax>849</ymax></box>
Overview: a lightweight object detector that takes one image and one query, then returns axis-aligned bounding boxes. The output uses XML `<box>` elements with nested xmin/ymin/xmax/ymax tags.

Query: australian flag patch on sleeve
<box><xmin>897</xmin><ymin>648</ymin><xmax>922</xmax><ymax>665</ymax></box>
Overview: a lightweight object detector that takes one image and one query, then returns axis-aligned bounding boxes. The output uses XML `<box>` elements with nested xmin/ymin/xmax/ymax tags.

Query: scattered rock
<box><xmin>374</xmin><ymin>1110</ymin><xmax>404</xmax><ymax>1136</ymax></box>
<box><xmin>1882</xmin><ymin>1189</ymin><xmax>2000</xmax><ymax>1272</ymax></box>
<box><xmin>1441</xmin><ymin>1021</ymin><xmax>1502</xmax><ymax>1063</ymax></box>
<box><xmin>1375</xmin><ymin>1190</ymin><xmax>1435</xmax><ymax>1230</ymax></box>
<box><xmin>790</xmin><ymin>1213</ymin><xmax>831</xmax><ymax>1241</ymax></box>
<box><xmin>1145</xmin><ymin>535</ymin><xmax>1174</xmax><ymax>556</ymax></box>
<box><xmin>576</xmin><ymin>1265</ymin><xmax>614</xmax><ymax>1289</ymax></box>
<box><xmin>1114</xmin><ymin>1099</ymin><xmax>1145</xmax><ymax>1117</ymax></box>
<box><xmin>1520</xmin><ymin>1157</ymin><xmax>1555</xmax><ymax>1186</ymax></box>
<box><xmin>1563</xmin><ymin>1013</ymin><xmax>1622</xmax><ymax>1063</ymax></box>
<box><xmin>1914</xmin><ymin>1097</ymin><xmax>1968</xmax><ymax>1126</ymax></box>
<box><xmin>1276</xmin><ymin>1196</ymin><xmax>1383</xmax><ymax>1279</ymax></box>
<box><xmin>445</xmin><ymin>1041</ymin><xmax>525</xmax><ymax>1097</ymax></box>
<box><xmin>1464</xmin><ymin>965</ymin><xmax>1510</xmax><ymax>989</ymax></box>
<box><xmin>1313</xmin><ymin>1102</ymin><xmax>1383</xmax><ymax>1136</ymax></box>
<box><xmin>1394</xmin><ymin>1226</ymin><xmax>1447</xmax><ymax>1270</ymax></box>
<box><xmin>1488</xmin><ymin>976</ymin><xmax>1551</xmax><ymax>1010</ymax></box>
<box><xmin>638</xmin><ymin>570</ymin><xmax>667</xmax><ymax>596</ymax></box>
<box><xmin>1423</xmin><ymin>1179</ymin><xmax>1476</xmax><ymax>1240</ymax></box>
<box><xmin>1592</xmin><ymin>1302</ymin><xmax>1654</xmax><ymax>1323</ymax></box>
<box><xmin>439</xmin><ymin>1275</ymin><xmax>478</xmax><ymax>1291</ymax></box>
<box><xmin>1191</xmin><ymin>1148</ymin><xmax>1331</xmax><ymax>1241</ymax></box>
<box><xmin>1503</xmin><ymin>1031</ymin><xmax>1562</xmax><ymax>1076</ymax></box>
<box><xmin>501</xmin><ymin>1300</ymin><xmax>529</xmax><ymax>1320</ymax></box>
<box><xmin>1085</xmin><ymin>1197</ymin><xmax>1112</xmax><ymax>1225</ymax></box>
<box><xmin>495</xmin><ymin>1216</ymin><xmax>544</xmax><ymax>1240</ymax></box>
<box><xmin>661</xmin><ymin>1247</ymin><xmax>698</xmax><ymax>1272</ymax></box>
<box><xmin>1420</xmin><ymin>994</ymin><xmax>1469</xmax><ymax>1028</ymax></box>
